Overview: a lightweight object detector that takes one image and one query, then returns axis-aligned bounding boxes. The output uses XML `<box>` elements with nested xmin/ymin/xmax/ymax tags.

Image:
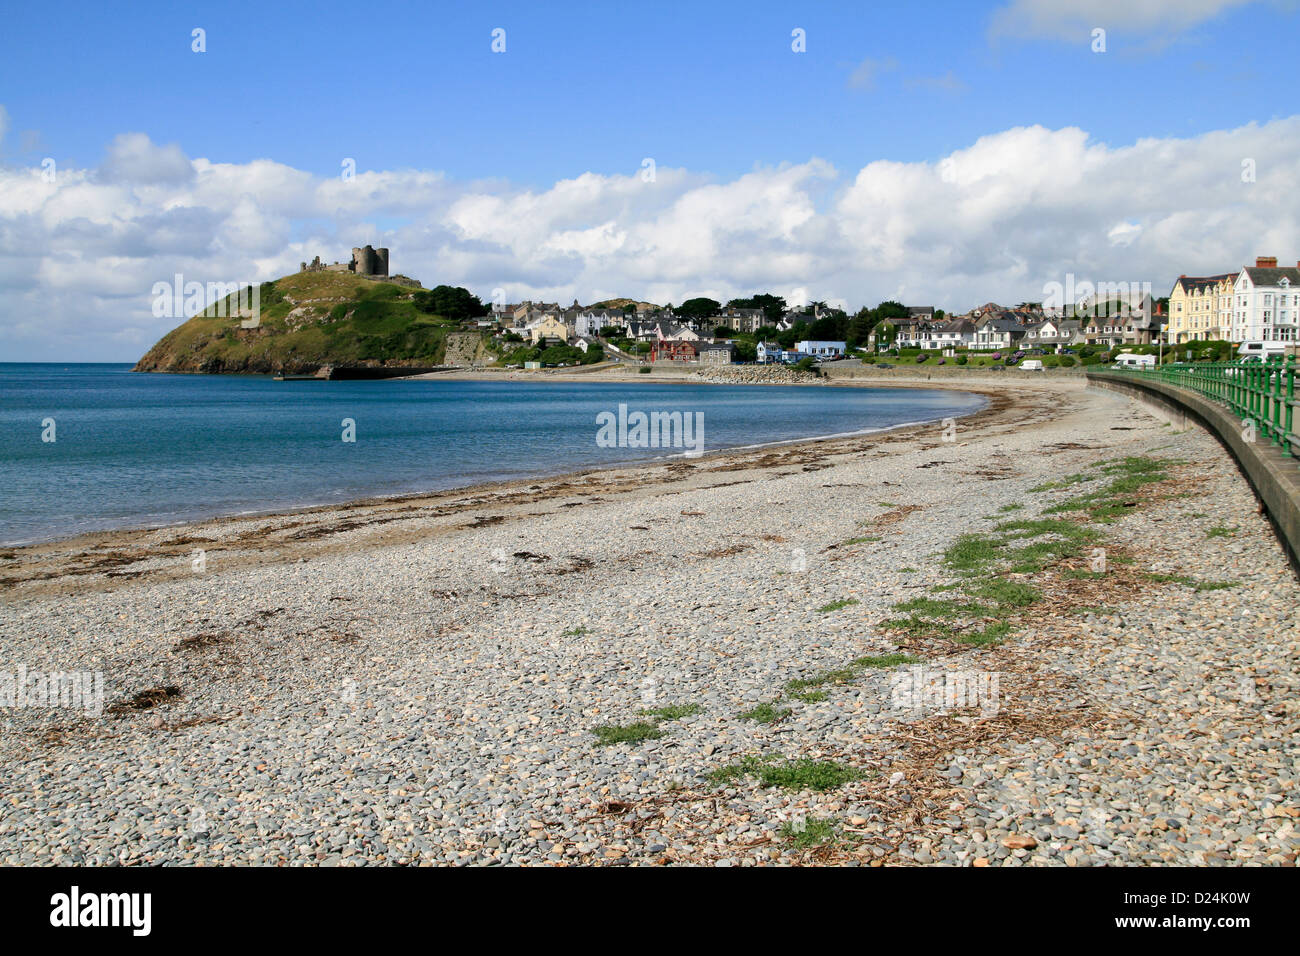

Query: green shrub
<box><xmin>954</xmin><ymin>354</ymin><xmax>968</xmax><ymax>366</ymax></box>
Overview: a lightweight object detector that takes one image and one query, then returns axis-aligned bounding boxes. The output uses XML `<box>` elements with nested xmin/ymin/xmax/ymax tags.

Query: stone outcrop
<box><xmin>690</xmin><ymin>365</ymin><xmax>821</xmax><ymax>385</ymax></box>
<box><xmin>442</xmin><ymin>332</ymin><xmax>489</xmax><ymax>367</ymax></box>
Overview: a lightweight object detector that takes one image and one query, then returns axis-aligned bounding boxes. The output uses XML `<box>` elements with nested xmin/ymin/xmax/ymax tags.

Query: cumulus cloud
<box><xmin>2</xmin><ymin>118</ymin><xmax>1300</xmax><ymax>361</ymax></box>
<box><xmin>99</xmin><ymin>132</ymin><xmax>195</xmax><ymax>185</ymax></box>
<box><xmin>990</xmin><ymin>0</ymin><xmax>1256</xmax><ymax>40</ymax></box>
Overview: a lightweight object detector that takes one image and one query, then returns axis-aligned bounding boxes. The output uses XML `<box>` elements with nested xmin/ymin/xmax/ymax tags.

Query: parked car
<box><xmin>1226</xmin><ymin>354</ymin><xmax>1285</xmax><ymax>378</ymax></box>
<box><xmin>1020</xmin><ymin>359</ymin><xmax>1044</xmax><ymax>371</ymax></box>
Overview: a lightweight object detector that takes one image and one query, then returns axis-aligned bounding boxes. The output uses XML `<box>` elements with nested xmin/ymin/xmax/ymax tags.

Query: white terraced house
<box><xmin>1231</xmin><ymin>258</ymin><xmax>1300</xmax><ymax>344</ymax></box>
<box><xmin>919</xmin><ymin>319</ymin><xmax>975</xmax><ymax>350</ymax></box>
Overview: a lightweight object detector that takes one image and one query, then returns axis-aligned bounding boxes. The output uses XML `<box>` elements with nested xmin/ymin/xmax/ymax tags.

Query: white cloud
<box><xmin>991</xmin><ymin>0</ymin><xmax>1256</xmax><ymax>40</ymax></box>
<box><xmin>99</xmin><ymin>132</ymin><xmax>195</xmax><ymax>185</ymax></box>
<box><xmin>2</xmin><ymin>118</ymin><xmax>1300</xmax><ymax>360</ymax></box>
<box><xmin>1107</xmin><ymin>221</ymin><xmax>1143</xmax><ymax>246</ymax></box>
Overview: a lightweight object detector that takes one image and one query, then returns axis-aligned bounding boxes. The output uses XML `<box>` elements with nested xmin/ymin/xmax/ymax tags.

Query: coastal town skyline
<box><xmin>2</xmin><ymin>0</ymin><xmax>1299</xmax><ymax>361</ymax></box>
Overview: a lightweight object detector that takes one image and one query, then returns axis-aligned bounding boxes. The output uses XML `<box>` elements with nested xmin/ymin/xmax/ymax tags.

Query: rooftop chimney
<box><xmin>1256</xmin><ymin>256</ymin><xmax>1278</xmax><ymax>268</ymax></box>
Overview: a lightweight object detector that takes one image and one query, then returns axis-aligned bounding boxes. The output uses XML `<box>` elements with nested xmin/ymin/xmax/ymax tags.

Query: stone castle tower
<box><xmin>300</xmin><ymin>244</ymin><xmax>390</xmax><ymax>277</ymax></box>
<box><xmin>350</xmin><ymin>245</ymin><xmax>389</xmax><ymax>277</ymax></box>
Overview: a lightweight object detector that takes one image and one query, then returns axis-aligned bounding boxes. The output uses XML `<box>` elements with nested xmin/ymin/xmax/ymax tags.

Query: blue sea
<box><xmin>0</xmin><ymin>364</ymin><xmax>985</xmax><ymax>545</ymax></box>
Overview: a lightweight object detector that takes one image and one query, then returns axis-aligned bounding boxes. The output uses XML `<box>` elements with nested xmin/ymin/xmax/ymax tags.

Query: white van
<box><xmin>1019</xmin><ymin>359</ymin><xmax>1044</xmax><ymax>371</ymax></box>
<box><xmin>1112</xmin><ymin>353</ymin><xmax>1155</xmax><ymax>370</ymax></box>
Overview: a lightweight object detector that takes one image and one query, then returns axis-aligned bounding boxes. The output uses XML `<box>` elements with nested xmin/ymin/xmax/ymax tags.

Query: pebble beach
<box><xmin>1</xmin><ymin>375</ymin><xmax>1296</xmax><ymax>866</ymax></box>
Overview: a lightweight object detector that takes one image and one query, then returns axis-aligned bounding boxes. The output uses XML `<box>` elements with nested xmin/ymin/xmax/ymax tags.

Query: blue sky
<box><xmin>3</xmin><ymin>0</ymin><xmax>1293</xmax><ymax>185</ymax></box>
<box><xmin>1</xmin><ymin>0</ymin><xmax>1299</xmax><ymax>360</ymax></box>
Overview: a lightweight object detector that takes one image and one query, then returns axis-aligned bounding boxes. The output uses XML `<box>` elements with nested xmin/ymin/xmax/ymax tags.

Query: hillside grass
<box><xmin>136</xmin><ymin>272</ymin><xmax>463</xmax><ymax>373</ymax></box>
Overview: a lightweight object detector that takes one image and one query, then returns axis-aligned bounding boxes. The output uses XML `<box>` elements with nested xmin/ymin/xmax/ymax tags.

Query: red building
<box><xmin>650</xmin><ymin>340</ymin><xmax>698</xmax><ymax>363</ymax></box>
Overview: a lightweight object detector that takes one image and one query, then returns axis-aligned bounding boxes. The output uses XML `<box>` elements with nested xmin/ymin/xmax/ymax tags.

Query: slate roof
<box><xmin>1243</xmin><ymin>266</ymin><xmax>1300</xmax><ymax>286</ymax></box>
<box><xmin>1173</xmin><ymin>273</ymin><xmax>1236</xmax><ymax>294</ymax></box>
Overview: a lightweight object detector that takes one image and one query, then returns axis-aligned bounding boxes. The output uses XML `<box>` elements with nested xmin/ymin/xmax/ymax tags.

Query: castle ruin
<box><xmin>300</xmin><ymin>244</ymin><xmax>390</xmax><ymax>278</ymax></box>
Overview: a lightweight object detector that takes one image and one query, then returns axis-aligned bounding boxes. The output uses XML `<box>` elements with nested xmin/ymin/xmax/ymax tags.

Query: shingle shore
<box><xmin>1</xmin><ymin>379</ymin><xmax>1295</xmax><ymax>866</ymax></box>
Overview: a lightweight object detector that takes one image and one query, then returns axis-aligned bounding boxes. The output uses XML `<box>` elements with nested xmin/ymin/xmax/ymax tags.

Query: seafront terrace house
<box><xmin>1231</xmin><ymin>257</ymin><xmax>1300</xmax><ymax>343</ymax></box>
<box><xmin>893</xmin><ymin>318</ymin><xmax>964</xmax><ymax>349</ymax></box>
<box><xmin>970</xmin><ymin>315</ymin><xmax>1027</xmax><ymax>351</ymax></box>
<box><xmin>917</xmin><ymin>319</ymin><xmax>975</xmax><ymax>350</ymax></box>
<box><xmin>1168</xmin><ymin>274</ymin><xmax>1235</xmax><ymax>344</ymax></box>
<box><xmin>1080</xmin><ymin>310</ymin><xmax>1163</xmax><ymax>347</ymax></box>
<box><xmin>1022</xmin><ymin>318</ymin><xmax>1084</xmax><ymax>350</ymax></box>
<box><xmin>893</xmin><ymin>319</ymin><xmax>926</xmax><ymax>348</ymax></box>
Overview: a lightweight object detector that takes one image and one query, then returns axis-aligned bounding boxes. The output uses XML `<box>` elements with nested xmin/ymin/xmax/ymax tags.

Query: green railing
<box><xmin>1100</xmin><ymin>357</ymin><xmax>1297</xmax><ymax>460</ymax></box>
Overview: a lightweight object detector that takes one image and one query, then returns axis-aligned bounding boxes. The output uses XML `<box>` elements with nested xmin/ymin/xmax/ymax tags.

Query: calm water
<box><xmin>0</xmin><ymin>364</ymin><xmax>985</xmax><ymax>545</ymax></box>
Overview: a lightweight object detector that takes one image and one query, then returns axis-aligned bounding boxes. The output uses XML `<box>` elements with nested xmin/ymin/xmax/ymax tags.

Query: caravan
<box><xmin>1112</xmin><ymin>352</ymin><xmax>1155</xmax><ymax>370</ymax></box>
<box><xmin>1237</xmin><ymin>341</ymin><xmax>1287</xmax><ymax>361</ymax></box>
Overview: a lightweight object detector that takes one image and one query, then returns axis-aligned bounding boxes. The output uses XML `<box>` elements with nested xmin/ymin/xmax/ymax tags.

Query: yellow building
<box><xmin>525</xmin><ymin>313</ymin><xmax>569</xmax><ymax>345</ymax></box>
<box><xmin>1168</xmin><ymin>273</ymin><xmax>1235</xmax><ymax>343</ymax></box>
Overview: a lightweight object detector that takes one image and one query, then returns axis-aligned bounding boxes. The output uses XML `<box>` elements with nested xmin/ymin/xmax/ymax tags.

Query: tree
<box><xmin>732</xmin><ymin>341</ymin><xmax>757</xmax><ymax>363</ymax></box>
<box><xmin>875</xmin><ymin>300</ymin><xmax>909</xmax><ymax>320</ymax></box>
<box><xmin>713</xmin><ymin>325</ymin><xmax>737</xmax><ymax>338</ymax></box>
<box><xmin>808</xmin><ymin>315</ymin><xmax>848</xmax><ymax>341</ymax></box>
<box><xmin>412</xmin><ymin>285</ymin><xmax>488</xmax><ymax>321</ymax></box>
<box><xmin>677</xmin><ymin>297</ymin><xmax>721</xmax><ymax>319</ymax></box>
<box><xmin>727</xmin><ymin>293</ymin><xmax>788</xmax><ymax>325</ymax></box>
<box><xmin>776</xmin><ymin>321</ymin><xmax>808</xmax><ymax>350</ymax></box>
<box><xmin>846</xmin><ymin>307</ymin><xmax>875</xmax><ymax>349</ymax></box>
